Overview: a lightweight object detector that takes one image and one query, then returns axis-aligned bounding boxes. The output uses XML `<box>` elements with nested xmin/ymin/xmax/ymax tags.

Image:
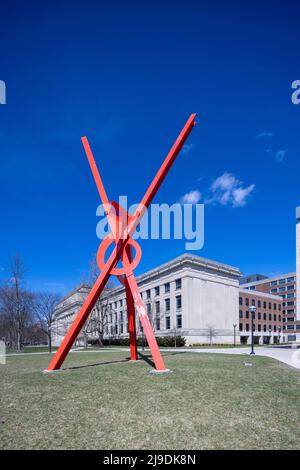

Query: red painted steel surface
<box><xmin>47</xmin><ymin>114</ymin><xmax>196</xmax><ymax>372</ymax></box>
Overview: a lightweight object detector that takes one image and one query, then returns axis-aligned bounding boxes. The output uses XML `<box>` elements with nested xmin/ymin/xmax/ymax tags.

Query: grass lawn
<box><xmin>0</xmin><ymin>350</ymin><xmax>299</xmax><ymax>450</ymax></box>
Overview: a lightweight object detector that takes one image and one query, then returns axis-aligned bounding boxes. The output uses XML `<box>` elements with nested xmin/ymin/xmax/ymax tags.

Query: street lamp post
<box><xmin>249</xmin><ymin>306</ymin><xmax>256</xmax><ymax>355</ymax></box>
<box><xmin>233</xmin><ymin>324</ymin><xmax>237</xmax><ymax>347</ymax></box>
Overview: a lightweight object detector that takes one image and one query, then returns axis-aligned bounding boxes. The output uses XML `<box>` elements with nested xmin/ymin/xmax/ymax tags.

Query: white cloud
<box><xmin>207</xmin><ymin>172</ymin><xmax>255</xmax><ymax>208</ymax></box>
<box><xmin>255</xmin><ymin>131</ymin><xmax>274</xmax><ymax>139</ymax></box>
<box><xmin>275</xmin><ymin>149</ymin><xmax>287</xmax><ymax>163</ymax></box>
<box><xmin>232</xmin><ymin>184</ymin><xmax>255</xmax><ymax>207</ymax></box>
<box><xmin>180</xmin><ymin>189</ymin><xmax>201</xmax><ymax>205</ymax></box>
<box><xmin>182</xmin><ymin>143</ymin><xmax>194</xmax><ymax>154</ymax></box>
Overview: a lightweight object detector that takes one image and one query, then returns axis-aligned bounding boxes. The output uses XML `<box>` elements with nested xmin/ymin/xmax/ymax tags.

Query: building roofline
<box><xmin>239</xmin><ymin>288</ymin><xmax>282</xmax><ymax>300</ymax></box>
<box><xmin>242</xmin><ymin>272</ymin><xmax>296</xmax><ymax>287</ymax></box>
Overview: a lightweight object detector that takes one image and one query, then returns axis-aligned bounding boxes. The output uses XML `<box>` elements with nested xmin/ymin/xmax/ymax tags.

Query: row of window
<box><xmin>239</xmin><ymin>323</ymin><xmax>280</xmax><ymax>333</ymax></box>
<box><xmin>108</xmin><ymin>296</ymin><xmax>182</xmax><ymax>323</ymax></box>
<box><xmin>280</xmin><ymin>293</ymin><xmax>295</xmax><ymax>299</ymax></box>
<box><xmin>270</xmin><ymin>277</ymin><xmax>295</xmax><ymax>286</ymax></box>
<box><xmin>106</xmin><ymin>314</ymin><xmax>183</xmax><ymax>336</ymax></box>
<box><xmin>239</xmin><ymin>311</ymin><xmax>281</xmax><ymax>322</ymax></box>
<box><xmin>108</xmin><ymin>279</ymin><xmax>182</xmax><ymax>311</ymax></box>
<box><xmin>239</xmin><ymin>297</ymin><xmax>281</xmax><ymax>310</ymax></box>
<box><xmin>271</xmin><ymin>285</ymin><xmax>294</xmax><ymax>293</ymax></box>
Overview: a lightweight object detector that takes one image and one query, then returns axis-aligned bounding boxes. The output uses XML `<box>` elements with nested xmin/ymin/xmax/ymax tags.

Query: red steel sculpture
<box><xmin>47</xmin><ymin>114</ymin><xmax>197</xmax><ymax>372</ymax></box>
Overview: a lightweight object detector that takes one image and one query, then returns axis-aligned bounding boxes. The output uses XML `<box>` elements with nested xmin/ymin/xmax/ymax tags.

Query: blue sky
<box><xmin>0</xmin><ymin>1</ymin><xmax>299</xmax><ymax>294</ymax></box>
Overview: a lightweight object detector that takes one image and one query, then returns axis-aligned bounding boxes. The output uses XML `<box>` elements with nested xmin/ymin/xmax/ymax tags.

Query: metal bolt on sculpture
<box><xmin>47</xmin><ymin>113</ymin><xmax>197</xmax><ymax>372</ymax></box>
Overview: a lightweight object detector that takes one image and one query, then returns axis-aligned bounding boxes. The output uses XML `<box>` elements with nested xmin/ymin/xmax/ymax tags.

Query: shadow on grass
<box><xmin>63</xmin><ymin>358</ymin><xmax>131</xmax><ymax>371</ymax></box>
<box><xmin>62</xmin><ymin>350</ymin><xmax>186</xmax><ymax>372</ymax></box>
<box><xmin>138</xmin><ymin>350</ymin><xmax>186</xmax><ymax>368</ymax></box>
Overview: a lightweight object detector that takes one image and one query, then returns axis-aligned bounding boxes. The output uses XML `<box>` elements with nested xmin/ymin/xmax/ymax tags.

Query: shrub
<box><xmin>87</xmin><ymin>335</ymin><xmax>186</xmax><ymax>347</ymax></box>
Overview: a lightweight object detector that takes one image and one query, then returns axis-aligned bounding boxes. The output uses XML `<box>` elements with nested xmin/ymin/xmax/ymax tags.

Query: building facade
<box><xmin>52</xmin><ymin>253</ymin><xmax>242</xmax><ymax>346</ymax></box>
<box><xmin>239</xmin><ymin>289</ymin><xmax>283</xmax><ymax>344</ymax></box>
<box><xmin>242</xmin><ymin>273</ymin><xmax>300</xmax><ymax>342</ymax></box>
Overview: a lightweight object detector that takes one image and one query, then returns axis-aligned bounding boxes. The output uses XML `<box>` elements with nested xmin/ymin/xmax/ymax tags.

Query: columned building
<box><xmin>52</xmin><ymin>253</ymin><xmax>241</xmax><ymax>346</ymax></box>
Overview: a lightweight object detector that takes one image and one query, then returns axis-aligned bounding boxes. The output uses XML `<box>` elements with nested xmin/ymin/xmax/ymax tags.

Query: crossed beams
<box><xmin>47</xmin><ymin>113</ymin><xmax>196</xmax><ymax>372</ymax></box>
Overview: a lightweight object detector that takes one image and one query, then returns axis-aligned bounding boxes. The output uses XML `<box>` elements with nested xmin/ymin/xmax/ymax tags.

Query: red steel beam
<box><xmin>47</xmin><ymin>114</ymin><xmax>196</xmax><ymax>371</ymax></box>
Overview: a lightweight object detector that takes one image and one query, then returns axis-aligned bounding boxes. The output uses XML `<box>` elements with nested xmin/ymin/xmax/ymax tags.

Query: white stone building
<box><xmin>52</xmin><ymin>253</ymin><xmax>241</xmax><ymax>346</ymax></box>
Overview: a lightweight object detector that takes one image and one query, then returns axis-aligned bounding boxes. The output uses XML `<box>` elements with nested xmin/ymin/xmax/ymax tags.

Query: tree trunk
<box><xmin>48</xmin><ymin>332</ymin><xmax>52</xmax><ymax>353</ymax></box>
<box><xmin>17</xmin><ymin>331</ymin><xmax>21</xmax><ymax>351</ymax></box>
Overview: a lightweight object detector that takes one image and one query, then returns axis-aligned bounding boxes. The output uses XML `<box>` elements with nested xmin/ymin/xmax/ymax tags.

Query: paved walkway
<box><xmin>163</xmin><ymin>346</ymin><xmax>300</xmax><ymax>370</ymax></box>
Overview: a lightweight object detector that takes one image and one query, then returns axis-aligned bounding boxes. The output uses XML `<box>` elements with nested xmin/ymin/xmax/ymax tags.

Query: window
<box><xmin>279</xmin><ymin>287</ymin><xmax>286</xmax><ymax>292</ymax></box>
<box><xmin>155</xmin><ymin>286</ymin><xmax>160</xmax><ymax>296</ymax></box>
<box><xmin>279</xmin><ymin>315</ymin><xmax>281</xmax><ymax>322</ymax></box>
<box><xmin>287</xmin><ymin>285</ymin><xmax>294</xmax><ymax>291</ymax></box>
<box><xmin>246</xmin><ymin>323</ymin><xmax>249</xmax><ymax>331</ymax></box>
<box><xmin>274</xmin><ymin>325</ymin><xmax>277</xmax><ymax>332</ymax></box>
<box><xmin>287</xmin><ymin>293</ymin><xmax>294</xmax><ymax>298</ymax></box>
<box><xmin>146</xmin><ymin>289</ymin><xmax>151</xmax><ymax>299</ymax></box>
<box><xmin>258</xmin><ymin>312</ymin><xmax>261</xmax><ymax>320</ymax></box>
<box><xmin>239</xmin><ymin>297</ymin><xmax>243</xmax><ymax>306</ymax></box>
<box><xmin>175</xmin><ymin>279</ymin><xmax>182</xmax><ymax>290</ymax></box>
<box><xmin>120</xmin><ymin>311</ymin><xmax>123</xmax><ymax>321</ymax></box>
<box><xmin>246</xmin><ymin>311</ymin><xmax>249</xmax><ymax>319</ymax></box>
<box><xmin>176</xmin><ymin>315</ymin><xmax>182</xmax><ymax>329</ymax></box>
<box><xmin>165</xmin><ymin>298</ymin><xmax>170</xmax><ymax>312</ymax></box>
<box><xmin>268</xmin><ymin>313</ymin><xmax>271</xmax><ymax>321</ymax></box>
<box><xmin>155</xmin><ymin>301</ymin><xmax>160</xmax><ymax>314</ymax></box>
<box><xmin>245</xmin><ymin>298</ymin><xmax>249</xmax><ymax>306</ymax></box>
<box><xmin>271</xmin><ymin>280</ymin><xmax>277</xmax><ymax>286</ymax></box>
<box><xmin>273</xmin><ymin>303</ymin><xmax>277</xmax><ymax>310</ymax></box>
<box><xmin>273</xmin><ymin>314</ymin><xmax>277</xmax><ymax>321</ymax></box>
<box><xmin>263</xmin><ymin>325</ymin><xmax>267</xmax><ymax>332</ymax></box>
<box><xmin>239</xmin><ymin>310</ymin><xmax>243</xmax><ymax>318</ymax></box>
<box><xmin>120</xmin><ymin>323</ymin><xmax>123</xmax><ymax>334</ymax></box>
<box><xmin>263</xmin><ymin>313</ymin><xmax>266</xmax><ymax>320</ymax></box>
<box><xmin>287</xmin><ymin>277</ymin><xmax>295</xmax><ymax>283</ymax></box>
<box><xmin>279</xmin><ymin>279</ymin><xmax>286</xmax><ymax>285</ymax></box>
<box><xmin>258</xmin><ymin>324</ymin><xmax>261</xmax><ymax>332</ymax></box>
<box><xmin>263</xmin><ymin>301</ymin><xmax>266</xmax><ymax>309</ymax></box>
<box><xmin>115</xmin><ymin>324</ymin><xmax>118</xmax><ymax>335</ymax></box>
<box><xmin>119</xmin><ymin>299</ymin><xmax>123</xmax><ymax>307</ymax></box>
<box><xmin>147</xmin><ymin>303</ymin><xmax>151</xmax><ymax>315</ymax></box>
<box><xmin>258</xmin><ymin>300</ymin><xmax>261</xmax><ymax>308</ymax></box>
<box><xmin>176</xmin><ymin>295</ymin><xmax>182</xmax><ymax>310</ymax></box>
<box><xmin>166</xmin><ymin>317</ymin><xmax>170</xmax><ymax>330</ymax></box>
<box><xmin>155</xmin><ymin>317</ymin><xmax>160</xmax><ymax>331</ymax></box>
<box><xmin>251</xmin><ymin>299</ymin><xmax>255</xmax><ymax>306</ymax></box>
<box><xmin>164</xmin><ymin>283</ymin><xmax>170</xmax><ymax>293</ymax></box>
<box><xmin>287</xmin><ymin>301</ymin><xmax>294</xmax><ymax>306</ymax></box>
<box><xmin>271</xmin><ymin>288</ymin><xmax>277</xmax><ymax>293</ymax></box>
<box><xmin>268</xmin><ymin>302</ymin><xmax>271</xmax><ymax>309</ymax></box>
<box><xmin>239</xmin><ymin>323</ymin><xmax>243</xmax><ymax>332</ymax></box>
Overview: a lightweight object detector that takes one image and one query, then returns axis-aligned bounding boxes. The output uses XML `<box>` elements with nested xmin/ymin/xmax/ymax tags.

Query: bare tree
<box><xmin>0</xmin><ymin>255</ymin><xmax>34</xmax><ymax>350</ymax></box>
<box><xmin>78</xmin><ymin>256</ymin><xmax>115</xmax><ymax>347</ymax></box>
<box><xmin>34</xmin><ymin>292</ymin><xmax>61</xmax><ymax>352</ymax></box>
<box><xmin>205</xmin><ymin>325</ymin><xmax>218</xmax><ymax>346</ymax></box>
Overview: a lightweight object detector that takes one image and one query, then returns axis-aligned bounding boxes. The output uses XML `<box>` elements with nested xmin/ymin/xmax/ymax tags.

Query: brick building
<box><xmin>239</xmin><ymin>289</ymin><xmax>283</xmax><ymax>344</ymax></box>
